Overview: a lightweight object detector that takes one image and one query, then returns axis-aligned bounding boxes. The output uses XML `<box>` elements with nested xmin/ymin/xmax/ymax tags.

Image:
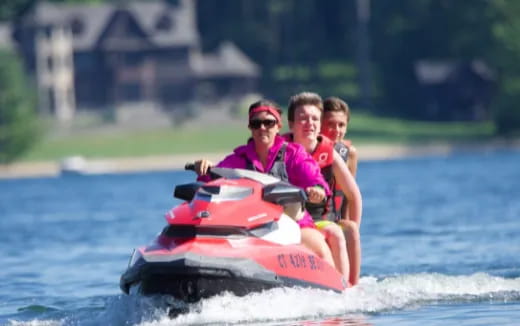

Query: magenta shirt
<box><xmin>198</xmin><ymin>135</ymin><xmax>330</xmax><ymax>195</ymax></box>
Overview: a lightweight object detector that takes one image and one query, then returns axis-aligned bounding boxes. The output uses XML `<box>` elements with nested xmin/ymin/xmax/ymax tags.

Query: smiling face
<box><xmin>289</xmin><ymin>104</ymin><xmax>321</xmax><ymax>145</ymax></box>
<box><xmin>321</xmin><ymin>110</ymin><xmax>348</xmax><ymax>142</ymax></box>
<box><xmin>248</xmin><ymin>111</ymin><xmax>281</xmax><ymax>148</ymax></box>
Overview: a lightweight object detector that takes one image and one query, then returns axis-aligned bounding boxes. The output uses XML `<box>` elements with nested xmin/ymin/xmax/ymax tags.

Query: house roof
<box><xmin>415</xmin><ymin>60</ymin><xmax>496</xmax><ymax>84</ymax></box>
<box><xmin>191</xmin><ymin>42</ymin><xmax>260</xmax><ymax>78</ymax></box>
<box><xmin>20</xmin><ymin>0</ymin><xmax>199</xmax><ymax>51</ymax></box>
<box><xmin>14</xmin><ymin>1</ymin><xmax>260</xmax><ymax>79</ymax></box>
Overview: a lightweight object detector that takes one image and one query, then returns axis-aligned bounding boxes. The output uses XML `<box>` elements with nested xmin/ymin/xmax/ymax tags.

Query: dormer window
<box><xmin>155</xmin><ymin>14</ymin><xmax>173</xmax><ymax>31</ymax></box>
<box><xmin>70</xmin><ymin>17</ymin><xmax>84</xmax><ymax>36</ymax></box>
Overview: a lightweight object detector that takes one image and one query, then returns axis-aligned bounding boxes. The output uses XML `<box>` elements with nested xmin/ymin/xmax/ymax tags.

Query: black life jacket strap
<box><xmin>329</xmin><ymin>142</ymin><xmax>350</xmax><ymax>221</ymax></box>
<box><xmin>243</xmin><ymin>142</ymin><xmax>289</xmax><ymax>182</ymax></box>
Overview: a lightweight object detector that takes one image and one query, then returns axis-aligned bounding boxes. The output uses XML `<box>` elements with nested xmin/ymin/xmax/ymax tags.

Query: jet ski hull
<box><xmin>121</xmin><ymin>237</ymin><xmax>346</xmax><ymax>302</ymax></box>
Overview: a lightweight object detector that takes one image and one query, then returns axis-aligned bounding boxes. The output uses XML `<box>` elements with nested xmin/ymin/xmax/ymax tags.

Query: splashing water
<box><xmin>55</xmin><ymin>272</ymin><xmax>517</xmax><ymax>326</ymax></box>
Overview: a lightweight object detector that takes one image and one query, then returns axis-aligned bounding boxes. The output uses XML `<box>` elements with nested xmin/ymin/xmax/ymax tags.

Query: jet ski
<box><xmin>120</xmin><ymin>165</ymin><xmax>347</xmax><ymax>303</ymax></box>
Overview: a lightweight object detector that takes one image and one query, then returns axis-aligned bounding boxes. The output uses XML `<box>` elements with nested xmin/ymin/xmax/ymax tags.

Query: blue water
<box><xmin>1</xmin><ymin>150</ymin><xmax>519</xmax><ymax>326</ymax></box>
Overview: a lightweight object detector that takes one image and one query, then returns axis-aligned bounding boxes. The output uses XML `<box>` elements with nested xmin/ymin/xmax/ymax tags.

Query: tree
<box><xmin>370</xmin><ymin>0</ymin><xmax>498</xmax><ymax>119</ymax></box>
<box><xmin>0</xmin><ymin>0</ymin><xmax>108</xmax><ymax>22</ymax></box>
<box><xmin>0</xmin><ymin>0</ymin><xmax>29</xmax><ymax>22</ymax></box>
<box><xmin>0</xmin><ymin>48</ymin><xmax>39</xmax><ymax>164</ymax></box>
<box><xmin>488</xmin><ymin>0</ymin><xmax>520</xmax><ymax>136</ymax></box>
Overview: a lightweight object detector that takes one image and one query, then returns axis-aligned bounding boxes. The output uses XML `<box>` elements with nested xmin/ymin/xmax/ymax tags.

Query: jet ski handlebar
<box><xmin>184</xmin><ymin>163</ymin><xmax>196</xmax><ymax>171</ymax></box>
<box><xmin>185</xmin><ymin>162</ymin><xmax>213</xmax><ymax>173</ymax></box>
<box><xmin>185</xmin><ymin>162</ymin><xmax>218</xmax><ymax>180</ymax></box>
<box><xmin>182</xmin><ymin>162</ymin><xmax>307</xmax><ymax>207</ymax></box>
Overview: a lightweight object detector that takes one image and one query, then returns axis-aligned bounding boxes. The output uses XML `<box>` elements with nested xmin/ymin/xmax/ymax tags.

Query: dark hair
<box><xmin>287</xmin><ymin>92</ymin><xmax>323</xmax><ymax>122</ymax></box>
<box><xmin>323</xmin><ymin>97</ymin><xmax>350</xmax><ymax>122</ymax></box>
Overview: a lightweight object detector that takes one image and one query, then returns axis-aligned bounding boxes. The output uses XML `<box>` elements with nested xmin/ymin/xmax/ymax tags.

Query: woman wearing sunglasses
<box><xmin>194</xmin><ymin>100</ymin><xmax>336</xmax><ymax>267</ymax></box>
<box><xmin>285</xmin><ymin>92</ymin><xmax>362</xmax><ymax>285</ymax></box>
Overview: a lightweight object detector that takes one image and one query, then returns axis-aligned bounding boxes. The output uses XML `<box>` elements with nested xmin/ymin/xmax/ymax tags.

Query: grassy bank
<box><xmin>20</xmin><ymin>113</ymin><xmax>496</xmax><ymax>162</ymax></box>
<box><xmin>349</xmin><ymin>113</ymin><xmax>495</xmax><ymax>143</ymax></box>
<box><xmin>22</xmin><ymin>125</ymin><xmax>250</xmax><ymax>161</ymax></box>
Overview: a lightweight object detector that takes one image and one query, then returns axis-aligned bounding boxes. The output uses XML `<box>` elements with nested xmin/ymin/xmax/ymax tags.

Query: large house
<box><xmin>414</xmin><ymin>60</ymin><xmax>495</xmax><ymax>121</ymax></box>
<box><xmin>11</xmin><ymin>0</ymin><xmax>260</xmax><ymax>122</ymax></box>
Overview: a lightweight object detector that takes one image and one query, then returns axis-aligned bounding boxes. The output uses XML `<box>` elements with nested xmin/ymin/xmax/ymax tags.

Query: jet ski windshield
<box><xmin>210</xmin><ymin>168</ymin><xmax>281</xmax><ymax>185</ymax></box>
<box><xmin>195</xmin><ymin>185</ymin><xmax>253</xmax><ymax>203</ymax></box>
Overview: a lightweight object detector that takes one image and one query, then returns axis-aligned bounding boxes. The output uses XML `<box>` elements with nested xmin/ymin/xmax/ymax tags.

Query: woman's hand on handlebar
<box><xmin>306</xmin><ymin>185</ymin><xmax>326</xmax><ymax>204</ymax></box>
<box><xmin>194</xmin><ymin>159</ymin><xmax>214</xmax><ymax>176</ymax></box>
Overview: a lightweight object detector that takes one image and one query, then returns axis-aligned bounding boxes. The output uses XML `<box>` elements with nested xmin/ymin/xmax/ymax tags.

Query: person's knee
<box><xmin>324</xmin><ymin>225</ymin><xmax>346</xmax><ymax>247</ymax></box>
<box><xmin>342</xmin><ymin>220</ymin><xmax>359</xmax><ymax>240</ymax></box>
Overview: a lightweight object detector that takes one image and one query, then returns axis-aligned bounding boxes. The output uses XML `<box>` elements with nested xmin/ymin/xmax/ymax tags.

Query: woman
<box><xmin>285</xmin><ymin>92</ymin><xmax>363</xmax><ymax>285</ymax></box>
<box><xmin>321</xmin><ymin>96</ymin><xmax>362</xmax><ymax>286</ymax></box>
<box><xmin>322</xmin><ymin>97</ymin><xmax>358</xmax><ymax>177</ymax></box>
<box><xmin>194</xmin><ymin>100</ymin><xmax>336</xmax><ymax>268</ymax></box>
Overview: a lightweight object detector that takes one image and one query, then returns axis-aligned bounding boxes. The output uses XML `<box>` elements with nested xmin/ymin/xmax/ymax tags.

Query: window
<box><xmin>47</xmin><ymin>88</ymin><xmax>55</xmax><ymax>113</ymax></box>
<box><xmin>155</xmin><ymin>14</ymin><xmax>173</xmax><ymax>31</ymax></box>
<box><xmin>123</xmin><ymin>52</ymin><xmax>142</xmax><ymax>66</ymax></box>
<box><xmin>119</xmin><ymin>83</ymin><xmax>142</xmax><ymax>101</ymax></box>
<box><xmin>70</xmin><ymin>17</ymin><xmax>84</xmax><ymax>36</ymax></box>
<box><xmin>47</xmin><ymin>56</ymin><xmax>54</xmax><ymax>72</ymax></box>
<box><xmin>43</xmin><ymin>26</ymin><xmax>53</xmax><ymax>39</ymax></box>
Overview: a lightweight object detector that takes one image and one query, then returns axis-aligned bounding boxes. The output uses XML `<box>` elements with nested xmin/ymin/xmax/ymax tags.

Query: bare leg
<box><xmin>300</xmin><ymin>228</ymin><xmax>335</xmax><ymax>267</ymax></box>
<box><xmin>323</xmin><ymin>224</ymin><xmax>349</xmax><ymax>280</ymax></box>
<box><xmin>340</xmin><ymin>220</ymin><xmax>361</xmax><ymax>286</ymax></box>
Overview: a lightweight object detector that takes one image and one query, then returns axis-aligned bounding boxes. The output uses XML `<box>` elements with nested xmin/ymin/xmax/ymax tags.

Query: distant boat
<box><xmin>59</xmin><ymin>156</ymin><xmax>113</xmax><ymax>175</ymax></box>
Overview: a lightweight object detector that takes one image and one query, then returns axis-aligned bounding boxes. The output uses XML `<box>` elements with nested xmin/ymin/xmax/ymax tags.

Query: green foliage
<box><xmin>0</xmin><ymin>0</ymin><xmax>28</xmax><ymax>21</ymax></box>
<box><xmin>370</xmin><ymin>0</ymin><xmax>498</xmax><ymax>119</ymax></box>
<box><xmin>197</xmin><ymin>0</ymin><xmax>511</xmax><ymax>128</ymax></box>
<box><xmin>348</xmin><ymin>113</ymin><xmax>494</xmax><ymax>143</ymax></box>
<box><xmin>0</xmin><ymin>48</ymin><xmax>40</xmax><ymax>164</ymax></box>
<box><xmin>491</xmin><ymin>76</ymin><xmax>520</xmax><ymax>136</ymax></box>
<box><xmin>493</xmin><ymin>102</ymin><xmax>520</xmax><ymax>137</ymax></box>
<box><xmin>272</xmin><ymin>65</ymin><xmax>312</xmax><ymax>82</ymax></box>
<box><xmin>270</xmin><ymin>61</ymin><xmax>359</xmax><ymax>105</ymax></box>
<box><xmin>317</xmin><ymin>63</ymin><xmax>357</xmax><ymax>80</ymax></box>
<box><xmin>487</xmin><ymin>0</ymin><xmax>520</xmax><ymax>136</ymax></box>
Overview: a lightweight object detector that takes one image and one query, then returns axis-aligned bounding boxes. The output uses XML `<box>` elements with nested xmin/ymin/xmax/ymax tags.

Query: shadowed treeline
<box><xmin>196</xmin><ymin>0</ymin><xmax>520</xmax><ymax>134</ymax></box>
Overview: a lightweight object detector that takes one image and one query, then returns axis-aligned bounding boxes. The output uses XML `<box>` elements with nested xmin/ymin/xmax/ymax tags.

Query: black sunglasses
<box><xmin>249</xmin><ymin>119</ymin><xmax>277</xmax><ymax>129</ymax></box>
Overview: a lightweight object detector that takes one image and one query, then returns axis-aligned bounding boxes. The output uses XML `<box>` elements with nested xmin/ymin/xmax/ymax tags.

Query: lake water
<box><xmin>1</xmin><ymin>149</ymin><xmax>519</xmax><ymax>326</ymax></box>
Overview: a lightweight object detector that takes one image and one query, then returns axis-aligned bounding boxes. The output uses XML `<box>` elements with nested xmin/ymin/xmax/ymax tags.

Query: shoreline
<box><xmin>1</xmin><ymin>141</ymin><xmax>518</xmax><ymax>179</ymax></box>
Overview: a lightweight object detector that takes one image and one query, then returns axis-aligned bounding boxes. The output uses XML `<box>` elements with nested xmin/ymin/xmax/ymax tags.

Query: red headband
<box><xmin>248</xmin><ymin>106</ymin><xmax>282</xmax><ymax>124</ymax></box>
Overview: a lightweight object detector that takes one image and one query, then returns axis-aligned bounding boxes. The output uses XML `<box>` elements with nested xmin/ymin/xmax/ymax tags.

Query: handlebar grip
<box><xmin>184</xmin><ymin>163</ymin><xmax>196</xmax><ymax>171</ymax></box>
